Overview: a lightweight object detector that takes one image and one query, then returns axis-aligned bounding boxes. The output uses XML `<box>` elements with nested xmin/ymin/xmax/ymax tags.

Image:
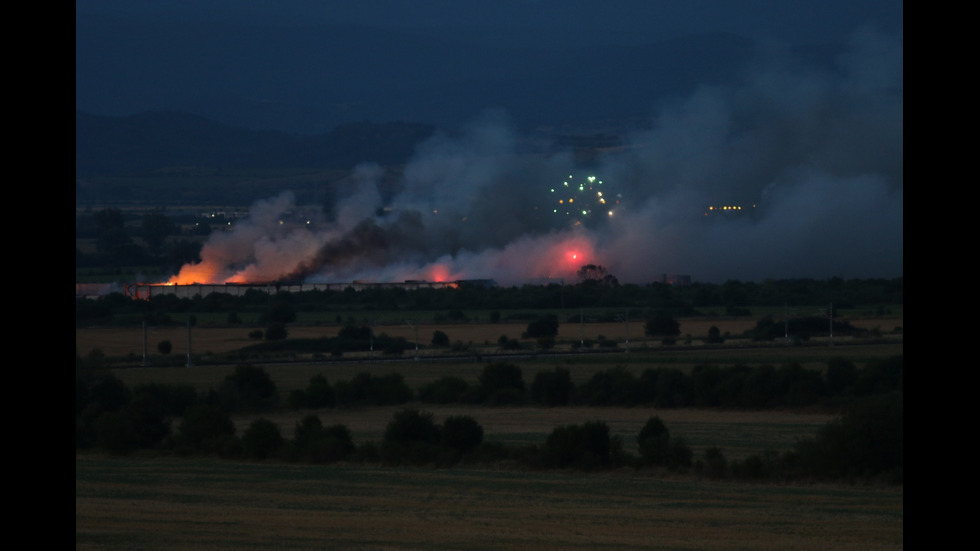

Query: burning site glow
<box><xmin>162</xmin><ymin>29</ymin><xmax>902</xmax><ymax>286</ymax></box>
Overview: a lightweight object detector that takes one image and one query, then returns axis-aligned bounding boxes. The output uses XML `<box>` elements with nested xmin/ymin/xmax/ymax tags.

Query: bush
<box><xmin>541</xmin><ymin>421</ymin><xmax>618</xmax><ymax>471</ymax></box>
<box><xmin>665</xmin><ymin>437</ymin><xmax>694</xmax><ymax>470</ymax></box>
<box><xmin>381</xmin><ymin>409</ymin><xmax>441</xmax><ymax>465</ymax></box>
<box><xmin>576</xmin><ymin>366</ymin><xmax>636</xmax><ymax>406</ymax></box>
<box><xmin>157</xmin><ymin>340</ymin><xmax>172</xmax><ymax>355</ymax></box>
<box><xmin>242</xmin><ymin>418</ymin><xmax>284</xmax><ymax>460</ymax></box>
<box><xmin>132</xmin><ymin>383</ymin><xmax>198</xmax><ymax>417</ymax></box>
<box><xmin>498</xmin><ymin>335</ymin><xmax>521</xmax><ymax>350</ymax></box>
<box><xmin>441</xmin><ymin>415</ymin><xmax>484</xmax><ymax>455</ymax></box>
<box><xmin>636</xmin><ymin>368</ymin><xmax>693</xmax><ymax>408</ymax></box>
<box><xmin>91</xmin><ymin>399</ymin><xmax>170</xmax><ymax>455</ymax></box>
<box><xmin>530</xmin><ymin>367</ymin><xmax>574</xmax><ymax>406</ymax></box>
<box><xmin>636</xmin><ymin>416</ymin><xmax>670</xmax><ymax>466</ymax></box>
<box><xmin>265</xmin><ymin>323</ymin><xmax>288</xmax><ymax>341</ymax></box>
<box><xmin>178</xmin><ymin>404</ymin><xmax>236</xmax><ymax>453</ymax></box>
<box><xmin>290</xmin><ymin>374</ymin><xmax>335</xmax><ymax>410</ymax></box>
<box><xmin>431</xmin><ymin>330</ymin><xmax>450</xmax><ymax>347</ymax></box>
<box><xmin>523</xmin><ymin>314</ymin><xmax>559</xmax><ymax>339</ymax></box>
<box><xmin>218</xmin><ymin>365</ymin><xmax>279</xmax><ymax>412</ymax></box>
<box><xmin>854</xmin><ymin>355</ymin><xmax>903</xmax><ymax>395</ymax></box>
<box><xmin>826</xmin><ymin>358</ymin><xmax>859</xmax><ymax>394</ymax></box>
<box><xmin>478</xmin><ymin>363</ymin><xmax>525</xmax><ymax>404</ymax></box>
<box><xmin>292</xmin><ymin>415</ymin><xmax>354</xmax><ymax>463</ymax></box>
<box><xmin>793</xmin><ymin>394</ymin><xmax>903</xmax><ymax>482</ymax></box>
<box><xmin>700</xmin><ymin>447</ymin><xmax>729</xmax><ymax>479</ymax></box>
<box><xmin>91</xmin><ymin>410</ymin><xmax>141</xmax><ymax>454</ymax></box>
<box><xmin>418</xmin><ymin>376</ymin><xmax>471</xmax><ymax>404</ymax></box>
<box><xmin>384</xmin><ymin>409</ymin><xmax>440</xmax><ymax>446</ymax></box>
<box><xmin>645</xmin><ymin>311</ymin><xmax>680</xmax><ymax>337</ymax></box>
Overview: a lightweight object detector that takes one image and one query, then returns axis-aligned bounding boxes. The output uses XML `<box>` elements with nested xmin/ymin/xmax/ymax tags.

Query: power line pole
<box><xmin>615</xmin><ymin>312</ymin><xmax>630</xmax><ymax>353</ymax></box>
<box><xmin>185</xmin><ymin>318</ymin><xmax>194</xmax><ymax>367</ymax></box>
<box><xmin>405</xmin><ymin>319</ymin><xmax>419</xmax><ymax>360</ymax></box>
<box><xmin>829</xmin><ymin>302</ymin><xmax>834</xmax><ymax>347</ymax></box>
<box><xmin>142</xmin><ymin>321</ymin><xmax>149</xmax><ymax>367</ymax></box>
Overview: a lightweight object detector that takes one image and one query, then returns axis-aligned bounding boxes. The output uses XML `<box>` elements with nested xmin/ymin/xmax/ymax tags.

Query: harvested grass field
<box><xmin>78</xmin><ymin>318</ymin><xmax>903</xmax><ymax>549</ymax></box>
<box><xmin>76</xmin><ymin>456</ymin><xmax>903</xmax><ymax>550</ymax></box>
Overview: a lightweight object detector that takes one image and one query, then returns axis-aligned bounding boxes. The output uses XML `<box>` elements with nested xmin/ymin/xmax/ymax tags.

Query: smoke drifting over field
<box><xmin>170</xmin><ymin>27</ymin><xmax>902</xmax><ymax>286</ymax></box>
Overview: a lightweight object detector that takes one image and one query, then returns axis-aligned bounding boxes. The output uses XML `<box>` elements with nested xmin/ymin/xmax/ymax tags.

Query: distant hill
<box><xmin>75</xmin><ymin>110</ymin><xmax>437</xmax><ymax>177</ymax></box>
<box><xmin>76</xmin><ymin>9</ymin><xmax>766</xmax><ymax>134</ymax></box>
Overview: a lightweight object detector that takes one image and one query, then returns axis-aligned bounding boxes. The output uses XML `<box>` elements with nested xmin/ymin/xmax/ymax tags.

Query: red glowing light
<box><xmin>428</xmin><ymin>263</ymin><xmax>452</xmax><ymax>283</ymax></box>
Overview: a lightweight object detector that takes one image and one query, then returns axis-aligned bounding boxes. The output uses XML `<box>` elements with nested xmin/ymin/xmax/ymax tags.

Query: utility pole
<box><xmin>625</xmin><ymin>311</ymin><xmax>630</xmax><ymax>353</ymax></box>
<box><xmin>784</xmin><ymin>303</ymin><xmax>789</xmax><ymax>340</ymax></box>
<box><xmin>142</xmin><ymin>321</ymin><xmax>149</xmax><ymax>367</ymax></box>
<box><xmin>405</xmin><ymin>319</ymin><xmax>419</xmax><ymax>360</ymax></box>
<box><xmin>615</xmin><ymin>312</ymin><xmax>630</xmax><ymax>353</ymax></box>
<box><xmin>185</xmin><ymin>318</ymin><xmax>194</xmax><ymax>367</ymax></box>
<box><xmin>829</xmin><ymin>303</ymin><xmax>834</xmax><ymax>347</ymax></box>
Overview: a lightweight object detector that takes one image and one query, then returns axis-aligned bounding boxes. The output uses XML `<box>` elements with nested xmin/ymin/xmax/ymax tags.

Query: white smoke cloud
<box><xmin>173</xmin><ymin>27</ymin><xmax>902</xmax><ymax>285</ymax></box>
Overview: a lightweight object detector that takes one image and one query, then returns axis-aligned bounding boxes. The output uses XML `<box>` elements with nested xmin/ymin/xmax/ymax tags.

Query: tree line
<box><xmin>76</xmin><ymin>356</ymin><xmax>902</xmax><ymax>484</ymax></box>
<box><xmin>79</xmin><ymin>276</ymin><xmax>902</xmax><ymax>315</ymax></box>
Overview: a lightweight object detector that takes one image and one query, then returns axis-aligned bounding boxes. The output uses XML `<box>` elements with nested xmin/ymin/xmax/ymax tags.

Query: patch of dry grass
<box><xmin>76</xmin><ymin>456</ymin><xmax>904</xmax><ymax>551</ymax></box>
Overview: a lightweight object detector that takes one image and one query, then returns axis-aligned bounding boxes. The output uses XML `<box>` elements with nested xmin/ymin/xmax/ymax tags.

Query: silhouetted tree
<box><xmin>241</xmin><ymin>418</ymin><xmax>284</xmax><ymax>460</ymax></box>
<box><xmin>431</xmin><ymin>330</ymin><xmax>450</xmax><ymax>347</ymax></box>
<box><xmin>645</xmin><ymin>311</ymin><xmax>680</xmax><ymax>337</ymax></box>
<box><xmin>218</xmin><ymin>365</ymin><xmax>279</xmax><ymax>412</ymax></box>
<box><xmin>157</xmin><ymin>340</ymin><xmax>172</xmax><ymax>355</ymax></box>
<box><xmin>523</xmin><ymin>314</ymin><xmax>559</xmax><ymax>339</ymax></box>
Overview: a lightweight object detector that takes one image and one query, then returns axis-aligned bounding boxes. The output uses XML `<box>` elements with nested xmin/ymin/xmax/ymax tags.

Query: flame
<box><xmin>166</xmin><ymin>256</ymin><xmax>241</xmax><ymax>285</ymax></box>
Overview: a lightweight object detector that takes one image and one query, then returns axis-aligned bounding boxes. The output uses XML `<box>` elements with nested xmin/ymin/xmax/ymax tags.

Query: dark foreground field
<box><xmin>76</xmin><ymin>456</ymin><xmax>903</xmax><ymax>551</ymax></box>
<box><xmin>78</xmin><ymin>327</ymin><xmax>902</xmax><ymax>549</ymax></box>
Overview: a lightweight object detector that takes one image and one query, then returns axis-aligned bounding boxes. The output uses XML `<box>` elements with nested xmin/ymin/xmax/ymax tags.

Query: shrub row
<box><xmin>78</xmin><ymin>378</ymin><xmax>902</xmax><ymax>483</ymax></box>
<box><xmin>77</xmin><ymin>358</ymin><xmax>902</xmax><ymax>483</ymax></box>
<box><xmin>76</xmin><ymin>277</ymin><xmax>903</xmax><ymax>327</ymax></box>
<box><xmin>425</xmin><ymin>357</ymin><xmax>902</xmax><ymax>409</ymax></box>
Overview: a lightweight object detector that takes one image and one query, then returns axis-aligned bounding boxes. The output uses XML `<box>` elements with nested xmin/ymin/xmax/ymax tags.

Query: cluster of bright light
<box><xmin>703</xmin><ymin>204</ymin><xmax>757</xmax><ymax>216</ymax></box>
<box><xmin>551</xmin><ymin>174</ymin><xmax>618</xmax><ymax>223</ymax></box>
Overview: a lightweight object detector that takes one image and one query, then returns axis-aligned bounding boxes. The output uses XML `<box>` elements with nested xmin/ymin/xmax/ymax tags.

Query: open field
<box><xmin>78</xmin><ymin>320</ymin><xmax>903</xmax><ymax>549</ymax></box>
<box><xmin>76</xmin><ymin>456</ymin><xmax>903</xmax><ymax>551</ymax></box>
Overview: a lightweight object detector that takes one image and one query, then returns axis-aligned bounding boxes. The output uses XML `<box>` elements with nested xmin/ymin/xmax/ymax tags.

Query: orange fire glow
<box><xmin>167</xmin><ymin>259</ymin><xmax>232</xmax><ymax>285</ymax></box>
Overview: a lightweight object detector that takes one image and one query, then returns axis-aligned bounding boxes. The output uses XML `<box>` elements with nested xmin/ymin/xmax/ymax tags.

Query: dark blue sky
<box><xmin>77</xmin><ymin>1</ymin><xmax>902</xmax><ymax>283</ymax></box>
<box><xmin>76</xmin><ymin>1</ymin><xmax>902</xmax><ymax>134</ymax></box>
<box><xmin>77</xmin><ymin>1</ymin><xmax>901</xmax><ymax>43</ymax></box>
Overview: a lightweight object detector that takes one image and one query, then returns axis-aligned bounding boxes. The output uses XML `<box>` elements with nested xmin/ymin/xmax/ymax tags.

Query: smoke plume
<box><xmin>169</xmin><ymin>27</ymin><xmax>902</xmax><ymax>286</ymax></box>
